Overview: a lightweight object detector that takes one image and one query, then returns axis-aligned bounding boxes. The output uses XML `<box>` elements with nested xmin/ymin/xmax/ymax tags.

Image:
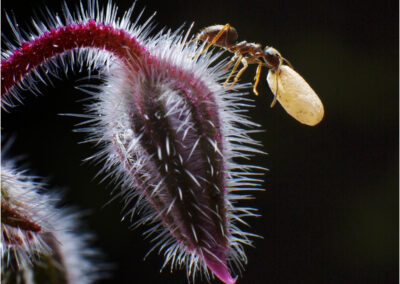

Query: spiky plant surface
<box><xmin>1</xmin><ymin>160</ymin><xmax>104</xmax><ymax>284</ymax></box>
<box><xmin>1</xmin><ymin>1</ymin><xmax>265</xmax><ymax>283</ymax></box>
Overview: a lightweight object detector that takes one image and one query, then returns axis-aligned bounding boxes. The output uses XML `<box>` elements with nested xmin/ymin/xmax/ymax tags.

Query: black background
<box><xmin>2</xmin><ymin>0</ymin><xmax>398</xmax><ymax>283</ymax></box>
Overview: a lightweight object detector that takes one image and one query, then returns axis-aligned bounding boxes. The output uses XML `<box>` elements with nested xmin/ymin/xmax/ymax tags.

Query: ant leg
<box><xmin>223</xmin><ymin>55</ymin><xmax>243</xmax><ymax>87</ymax></box>
<box><xmin>228</xmin><ymin>57</ymin><xmax>248</xmax><ymax>89</ymax></box>
<box><xmin>270</xmin><ymin>69</ymin><xmax>280</xmax><ymax>107</ymax></box>
<box><xmin>221</xmin><ymin>54</ymin><xmax>238</xmax><ymax>71</ymax></box>
<box><xmin>253</xmin><ymin>62</ymin><xmax>263</xmax><ymax>96</ymax></box>
<box><xmin>185</xmin><ymin>38</ymin><xmax>197</xmax><ymax>46</ymax></box>
<box><xmin>197</xmin><ymin>24</ymin><xmax>231</xmax><ymax>57</ymax></box>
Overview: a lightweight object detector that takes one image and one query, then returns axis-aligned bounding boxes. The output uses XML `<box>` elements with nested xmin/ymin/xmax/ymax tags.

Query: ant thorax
<box><xmin>230</xmin><ymin>42</ymin><xmax>264</xmax><ymax>60</ymax></box>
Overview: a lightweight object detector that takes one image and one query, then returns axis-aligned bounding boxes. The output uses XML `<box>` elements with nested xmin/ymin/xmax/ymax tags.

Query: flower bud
<box><xmin>1</xmin><ymin>2</ymin><xmax>264</xmax><ymax>282</ymax></box>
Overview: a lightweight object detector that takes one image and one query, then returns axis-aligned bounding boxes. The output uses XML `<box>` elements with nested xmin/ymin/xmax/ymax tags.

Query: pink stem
<box><xmin>1</xmin><ymin>20</ymin><xmax>149</xmax><ymax>96</ymax></box>
<box><xmin>1</xmin><ymin>20</ymin><xmax>224</xmax><ymax>150</ymax></box>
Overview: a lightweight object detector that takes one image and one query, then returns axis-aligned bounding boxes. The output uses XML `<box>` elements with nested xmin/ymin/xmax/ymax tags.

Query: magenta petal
<box><xmin>204</xmin><ymin>249</ymin><xmax>237</xmax><ymax>284</ymax></box>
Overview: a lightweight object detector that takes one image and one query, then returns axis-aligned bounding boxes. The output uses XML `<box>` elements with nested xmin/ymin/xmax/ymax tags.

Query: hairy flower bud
<box><xmin>1</xmin><ymin>1</ymin><xmax>265</xmax><ymax>283</ymax></box>
<box><xmin>87</xmin><ymin>36</ymin><xmax>265</xmax><ymax>283</ymax></box>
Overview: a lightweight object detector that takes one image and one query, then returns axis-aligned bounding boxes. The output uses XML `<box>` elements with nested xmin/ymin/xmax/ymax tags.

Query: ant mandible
<box><xmin>195</xmin><ymin>23</ymin><xmax>292</xmax><ymax>107</ymax></box>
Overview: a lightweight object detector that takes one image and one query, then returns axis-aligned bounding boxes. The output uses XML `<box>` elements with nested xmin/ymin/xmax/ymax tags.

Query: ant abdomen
<box><xmin>197</xmin><ymin>24</ymin><xmax>238</xmax><ymax>48</ymax></box>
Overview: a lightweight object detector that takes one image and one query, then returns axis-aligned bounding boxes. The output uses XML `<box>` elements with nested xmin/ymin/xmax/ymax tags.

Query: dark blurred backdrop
<box><xmin>2</xmin><ymin>0</ymin><xmax>398</xmax><ymax>283</ymax></box>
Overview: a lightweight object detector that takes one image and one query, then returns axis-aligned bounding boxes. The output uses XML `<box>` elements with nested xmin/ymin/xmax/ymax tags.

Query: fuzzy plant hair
<box><xmin>1</xmin><ymin>1</ymin><xmax>265</xmax><ymax>283</ymax></box>
<box><xmin>1</xmin><ymin>157</ymin><xmax>104</xmax><ymax>284</ymax></box>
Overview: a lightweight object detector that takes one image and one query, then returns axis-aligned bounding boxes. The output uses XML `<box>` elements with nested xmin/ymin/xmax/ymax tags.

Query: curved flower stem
<box><xmin>0</xmin><ymin>20</ymin><xmax>221</xmax><ymax>131</ymax></box>
<box><xmin>1</xmin><ymin>20</ymin><xmax>148</xmax><ymax>96</ymax></box>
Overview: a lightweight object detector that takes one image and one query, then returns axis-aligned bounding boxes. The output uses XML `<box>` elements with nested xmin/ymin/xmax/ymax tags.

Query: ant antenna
<box><xmin>282</xmin><ymin>57</ymin><xmax>294</xmax><ymax>69</ymax></box>
<box><xmin>270</xmin><ymin>72</ymin><xmax>279</xmax><ymax>107</ymax></box>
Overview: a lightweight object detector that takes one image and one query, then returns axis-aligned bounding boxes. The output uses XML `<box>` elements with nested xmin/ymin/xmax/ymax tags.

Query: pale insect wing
<box><xmin>267</xmin><ymin>65</ymin><xmax>324</xmax><ymax>126</ymax></box>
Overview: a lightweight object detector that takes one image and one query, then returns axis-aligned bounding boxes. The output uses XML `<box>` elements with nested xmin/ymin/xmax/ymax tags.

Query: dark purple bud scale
<box><xmin>112</xmin><ymin>67</ymin><xmax>229</xmax><ymax>254</ymax></box>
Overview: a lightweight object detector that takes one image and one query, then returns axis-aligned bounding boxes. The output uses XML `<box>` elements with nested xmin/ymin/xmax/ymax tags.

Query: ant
<box><xmin>193</xmin><ymin>24</ymin><xmax>324</xmax><ymax>126</ymax></box>
<box><xmin>194</xmin><ymin>23</ymin><xmax>292</xmax><ymax>107</ymax></box>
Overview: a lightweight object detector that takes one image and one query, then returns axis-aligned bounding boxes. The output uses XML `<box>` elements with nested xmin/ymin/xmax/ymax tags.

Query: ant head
<box><xmin>263</xmin><ymin>47</ymin><xmax>282</xmax><ymax>71</ymax></box>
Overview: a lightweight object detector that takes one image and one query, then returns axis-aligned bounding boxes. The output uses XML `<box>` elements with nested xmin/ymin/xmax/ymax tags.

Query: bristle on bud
<box><xmin>1</xmin><ymin>160</ymin><xmax>104</xmax><ymax>284</ymax></box>
<box><xmin>1</xmin><ymin>1</ymin><xmax>265</xmax><ymax>283</ymax></box>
